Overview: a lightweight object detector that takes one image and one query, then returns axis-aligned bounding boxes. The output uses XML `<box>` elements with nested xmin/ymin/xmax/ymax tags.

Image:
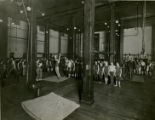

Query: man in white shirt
<box><xmin>141</xmin><ymin>60</ymin><xmax>146</xmax><ymax>75</ymax></box>
<box><xmin>109</xmin><ymin>62</ymin><xmax>116</xmax><ymax>85</ymax></box>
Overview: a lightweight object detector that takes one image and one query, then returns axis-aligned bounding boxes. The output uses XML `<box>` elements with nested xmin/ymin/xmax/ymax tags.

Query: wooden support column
<box><xmin>105</xmin><ymin>32</ymin><xmax>110</xmax><ymax>61</ymax></box>
<box><xmin>152</xmin><ymin>25</ymin><xmax>155</xmax><ymax>60</ymax></box>
<box><xmin>73</xmin><ymin>29</ymin><xmax>76</xmax><ymax>59</ymax></box>
<box><xmin>120</xmin><ymin>27</ymin><xmax>124</xmax><ymax>63</ymax></box>
<box><xmin>77</xmin><ymin>32</ymin><xmax>81</xmax><ymax>57</ymax></box>
<box><xmin>79</xmin><ymin>32</ymin><xmax>82</xmax><ymax>58</ymax></box>
<box><xmin>75</xmin><ymin>32</ymin><xmax>80</xmax><ymax>57</ymax></box>
<box><xmin>110</xmin><ymin>3</ymin><xmax>116</xmax><ymax>63</ymax></box>
<box><xmin>0</xmin><ymin>14</ymin><xmax>8</xmax><ymax>60</ymax></box>
<box><xmin>58</xmin><ymin>32</ymin><xmax>61</xmax><ymax>54</ymax></box>
<box><xmin>67</xmin><ymin>31</ymin><xmax>73</xmax><ymax>58</ymax></box>
<box><xmin>81</xmin><ymin>0</ymin><xmax>95</xmax><ymax>104</ymax></box>
<box><xmin>115</xmin><ymin>27</ymin><xmax>121</xmax><ymax>62</ymax></box>
<box><xmin>80</xmin><ymin>33</ymin><xmax>83</xmax><ymax>58</ymax></box>
<box><xmin>76</xmin><ymin>33</ymin><xmax>78</xmax><ymax>57</ymax></box>
<box><xmin>44</xmin><ymin>26</ymin><xmax>50</xmax><ymax>58</ymax></box>
<box><xmin>27</xmin><ymin>0</ymin><xmax>37</xmax><ymax>86</ymax></box>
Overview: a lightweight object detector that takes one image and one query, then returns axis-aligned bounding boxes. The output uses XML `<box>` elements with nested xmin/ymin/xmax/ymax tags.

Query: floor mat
<box><xmin>21</xmin><ymin>92</ymin><xmax>80</xmax><ymax>120</ymax></box>
<box><xmin>42</xmin><ymin>76</ymin><xmax>69</xmax><ymax>83</ymax></box>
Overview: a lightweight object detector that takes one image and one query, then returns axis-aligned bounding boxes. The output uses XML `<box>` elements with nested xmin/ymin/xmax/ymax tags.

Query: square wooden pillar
<box><xmin>81</xmin><ymin>0</ymin><xmax>95</xmax><ymax>104</ymax></box>
<box><xmin>67</xmin><ymin>32</ymin><xmax>73</xmax><ymax>58</ymax></box>
<box><xmin>58</xmin><ymin>32</ymin><xmax>61</xmax><ymax>54</ymax></box>
<box><xmin>27</xmin><ymin>0</ymin><xmax>37</xmax><ymax>86</ymax></box>
<box><xmin>152</xmin><ymin>25</ymin><xmax>155</xmax><ymax>60</ymax></box>
<box><xmin>44</xmin><ymin>26</ymin><xmax>50</xmax><ymax>58</ymax></box>
<box><xmin>77</xmin><ymin>32</ymin><xmax>81</xmax><ymax>57</ymax></box>
<box><xmin>0</xmin><ymin>15</ymin><xmax>8</xmax><ymax>60</ymax></box>
<box><xmin>73</xmin><ymin>30</ymin><xmax>76</xmax><ymax>59</ymax></box>
<box><xmin>110</xmin><ymin>3</ymin><xmax>116</xmax><ymax>63</ymax></box>
<box><xmin>120</xmin><ymin>27</ymin><xmax>124</xmax><ymax>63</ymax></box>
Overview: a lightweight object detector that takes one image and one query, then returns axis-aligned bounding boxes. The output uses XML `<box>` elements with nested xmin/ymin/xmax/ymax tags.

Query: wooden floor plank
<box><xmin>1</xmin><ymin>75</ymin><xmax>155</xmax><ymax>120</ymax></box>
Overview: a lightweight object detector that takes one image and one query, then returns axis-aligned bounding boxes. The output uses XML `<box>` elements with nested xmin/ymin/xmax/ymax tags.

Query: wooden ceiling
<box><xmin>0</xmin><ymin>0</ymin><xmax>155</xmax><ymax>32</ymax></box>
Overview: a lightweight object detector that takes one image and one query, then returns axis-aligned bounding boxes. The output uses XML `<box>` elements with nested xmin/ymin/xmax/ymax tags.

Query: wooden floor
<box><xmin>1</xmin><ymin>75</ymin><xmax>155</xmax><ymax>120</ymax></box>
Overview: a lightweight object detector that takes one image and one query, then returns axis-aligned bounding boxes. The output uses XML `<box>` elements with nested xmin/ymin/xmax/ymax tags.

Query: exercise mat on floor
<box><xmin>43</xmin><ymin>76</ymin><xmax>69</xmax><ymax>83</ymax></box>
<box><xmin>21</xmin><ymin>92</ymin><xmax>80</xmax><ymax>120</ymax></box>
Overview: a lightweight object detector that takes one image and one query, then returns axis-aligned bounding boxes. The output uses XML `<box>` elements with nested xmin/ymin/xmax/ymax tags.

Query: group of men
<box><xmin>0</xmin><ymin>58</ymin><xmax>27</xmax><ymax>86</ymax></box>
<box><xmin>0</xmin><ymin>54</ymin><xmax>154</xmax><ymax>87</ymax></box>
<box><xmin>93</xmin><ymin>61</ymin><xmax>122</xmax><ymax>87</ymax></box>
<box><xmin>35</xmin><ymin>55</ymin><xmax>83</xmax><ymax>81</ymax></box>
<box><xmin>123</xmin><ymin>57</ymin><xmax>155</xmax><ymax>79</ymax></box>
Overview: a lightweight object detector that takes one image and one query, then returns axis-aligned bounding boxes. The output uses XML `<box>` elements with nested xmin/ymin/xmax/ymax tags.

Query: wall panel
<box><xmin>61</xmin><ymin>33</ymin><xmax>68</xmax><ymax>54</ymax></box>
<box><xmin>7</xmin><ymin>18</ymin><xmax>27</xmax><ymax>58</ymax></box>
<box><xmin>36</xmin><ymin>26</ymin><xmax>45</xmax><ymax>54</ymax></box>
<box><xmin>123</xmin><ymin>26</ymin><xmax>152</xmax><ymax>55</ymax></box>
<box><xmin>49</xmin><ymin>29</ymin><xmax>59</xmax><ymax>54</ymax></box>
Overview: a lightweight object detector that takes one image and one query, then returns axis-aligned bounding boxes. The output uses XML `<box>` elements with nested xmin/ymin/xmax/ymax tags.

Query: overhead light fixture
<box><xmin>26</xmin><ymin>6</ymin><xmax>31</xmax><ymax>11</ymax></box>
<box><xmin>118</xmin><ymin>24</ymin><xmax>121</xmax><ymax>27</ymax></box>
<box><xmin>78</xmin><ymin>29</ymin><xmax>80</xmax><ymax>32</ymax></box>
<box><xmin>81</xmin><ymin>1</ymin><xmax>85</xmax><ymax>4</ymax></box>
<box><xmin>104</xmin><ymin>22</ymin><xmax>107</xmax><ymax>26</ymax></box>
<box><xmin>0</xmin><ymin>19</ymin><xmax>3</xmax><ymax>23</ymax></box>
<box><xmin>20</xmin><ymin>10</ymin><xmax>23</xmax><ymax>14</ymax></box>
<box><xmin>107</xmin><ymin>26</ymin><xmax>110</xmax><ymax>28</ymax></box>
<box><xmin>116</xmin><ymin>33</ymin><xmax>119</xmax><ymax>36</ymax></box>
<box><xmin>74</xmin><ymin>27</ymin><xmax>77</xmax><ymax>30</ymax></box>
<box><xmin>67</xmin><ymin>28</ymin><xmax>70</xmax><ymax>31</ymax></box>
<box><xmin>11</xmin><ymin>22</ymin><xmax>15</xmax><ymax>25</ymax></box>
<box><xmin>41</xmin><ymin>13</ymin><xmax>45</xmax><ymax>16</ymax></box>
<box><xmin>115</xmin><ymin>29</ymin><xmax>118</xmax><ymax>32</ymax></box>
<box><xmin>115</xmin><ymin>20</ymin><xmax>119</xmax><ymax>24</ymax></box>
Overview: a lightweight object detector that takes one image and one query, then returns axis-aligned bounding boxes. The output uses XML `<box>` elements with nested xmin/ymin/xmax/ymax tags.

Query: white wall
<box><xmin>123</xmin><ymin>26</ymin><xmax>152</xmax><ymax>54</ymax></box>
<box><xmin>7</xmin><ymin>17</ymin><xmax>68</xmax><ymax>57</ymax></box>
<box><xmin>49</xmin><ymin>29</ymin><xmax>59</xmax><ymax>54</ymax></box>
<box><xmin>37</xmin><ymin>26</ymin><xmax>45</xmax><ymax>53</ymax></box>
<box><xmin>8</xmin><ymin>21</ymin><xmax>46</xmax><ymax>58</ymax></box>
<box><xmin>95</xmin><ymin>31</ymin><xmax>106</xmax><ymax>52</ymax></box>
<box><xmin>49</xmin><ymin>30</ymin><xmax>68</xmax><ymax>54</ymax></box>
<box><xmin>7</xmin><ymin>18</ymin><xmax>27</xmax><ymax>58</ymax></box>
<box><xmin>61</xmin><ymin>33</ymin><xmax>68</xmax><ymax>54</ymax></box>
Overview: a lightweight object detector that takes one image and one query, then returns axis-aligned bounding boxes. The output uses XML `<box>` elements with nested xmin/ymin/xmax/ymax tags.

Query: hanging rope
<box><xmin>142</xmin><ymin>0</ymin><xmax>146</xmax><ymax>54</ymax></box>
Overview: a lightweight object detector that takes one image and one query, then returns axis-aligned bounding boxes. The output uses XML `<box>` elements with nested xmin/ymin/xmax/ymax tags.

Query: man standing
<box><xmin>109</xmin><ymin>62</ymin><xmax>116</xmax><ymax>85</ymax></box>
